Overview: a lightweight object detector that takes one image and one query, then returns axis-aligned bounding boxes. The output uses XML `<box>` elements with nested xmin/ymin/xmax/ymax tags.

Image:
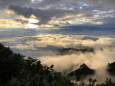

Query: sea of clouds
<box><xmin>0</xmin><ymin>28</ymin><xmax>115</xmax><ymax>83</ymax></box>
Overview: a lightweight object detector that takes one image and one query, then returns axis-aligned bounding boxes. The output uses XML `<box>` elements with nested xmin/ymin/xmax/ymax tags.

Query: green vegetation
<box><xmin>0</xmin><ymin>43</ymin><xmax>73</xmax><ymax>86</ymax></box>
<box><xmin>0</xmin><ymin>43</ymin><xmax>115</xmax><ymax>86</ymax></box>
<box><xmin>75</xmin><ymin>78</ymin><xmax>115</xmax><ymax>86</ymax></box>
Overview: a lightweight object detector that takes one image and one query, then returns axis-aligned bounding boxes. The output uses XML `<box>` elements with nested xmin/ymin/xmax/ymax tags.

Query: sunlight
<box><xmin>24</xmin><ymin>18</ymin><xmax>39</xmax><ymax>28</ymax></box>
<box><xmin>24</xmin><ymin>23</ymin><xmax>38</xmax><ymax>28</ymax></box>
<box><xmin>28</xmin><ymin>18</ymin><xmax>39</xmax><ymax>23</ymax></box>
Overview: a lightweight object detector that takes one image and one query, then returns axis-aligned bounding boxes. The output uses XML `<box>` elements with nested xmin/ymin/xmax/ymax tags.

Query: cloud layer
<box><xmin>0</xmin><ymin>28</ymin><xmax>115</xmax><ymax>82</ymax></box>
<box><xmin>0</xmin><ymin>0</ymin><xmax>115</xmax><ymax>29</ymax></box>
<box><xmin>0</xmin><ymin>0</ymin><xmax>115</xmax><ymax>83</ymax></box>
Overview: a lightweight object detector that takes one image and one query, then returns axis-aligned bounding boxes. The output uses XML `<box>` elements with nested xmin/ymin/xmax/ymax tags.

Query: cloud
<box><xmin>8</xmin><ymin>5</ymin><xmax>80</xmax><ymax>25</ymax></box>
<box><xmin>83</xmin><ymin>0</ymin><xmax>115</xmax><ymax>8</ymax></box>
<box><xmin>34</xmin><ymin>34</ymin><xmax>115</xmax><ymax>83</ymax></box>
<box><xmin>36</xmin><ymin>0</ymin><xmax>115</xmax><ymax>9</ymax></box>
<box><xmin>0</xmin><ymin>31</ymin><xmax>115</xmax><ymax>82</ymax></box>
<box><xmin>0</xmin><ymin>19</ymin><xmax>23</xmax><ymax>28</ymax></box>
<box><xmin>8</xmin><ymin>5</ymin><xmax>113</xmax><ymax>27</ymax></box>
<box><xmin>0</xmin><ymin>0</ymin><xmax>115</xmax><ymax>82</ymax></box>
<box><xmin>1</xmin><ymin>0</ymin><xmax>115</xmax><ymax>9</ymax></box>
<box><xmin>0</xmin><ymin>0</ymin><xmax>114</xmax><ymax>28</ymax></box>
<box><xmin>0</xmin><ymin>0</ymin><xmax>31</xmax><ymax>8</ymax></box>
<box><xmin>7</xmin><ymin>3</ymin><xmax>115</xmax><ymax>28</ymax></box>
<box><xmin>39</xmin><ymin>47</ymin><xmax>115</xmax><ymax>71</ymax></box>
<box><xmin>100</xmin><ymin>0</ymin><xmax>115</xmax><ymax>8</ymax></box>
<box><xmin>38</xmin><ymin>0</ymin><xmax>62</xmax><ymax>7</ymax></box>
<box><xmin>38</xmin><ymin>44</ymin><xmax>115</xmax><ymax>83</ymax></box>
<box><xmin>1</xmin><ymin>32</ymin><xmax>115</xmax><ymax>56</ymax></box>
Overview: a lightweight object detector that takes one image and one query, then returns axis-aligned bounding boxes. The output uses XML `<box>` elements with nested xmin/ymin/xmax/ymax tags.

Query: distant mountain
<box><xmin>55</xmin><ymin>47</ymin><xmax>94</xmax><ymax>55</ymax></box>
<box><xmin>68</xmin><ymin>63</ymin><xmax>95</xmax><ymax>81</ymax></box>
<box><xmin>107</xmin><ymin>62</ymin><xmax>115</xmax><ymax>75</ymax></box>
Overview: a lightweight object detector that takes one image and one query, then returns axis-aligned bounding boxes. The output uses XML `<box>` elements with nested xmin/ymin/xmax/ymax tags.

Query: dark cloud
<box><xmin>84</xmin><ymin>0</ymin><xmax>115</xmax><ymax>9</ymax></box>
<box><xmin>14</xmin><ymin>19</ymin><xmax>28</xmax><ymax>24</ymax></box>
<box><xmin>82</xmin><ymin>36</ymin><xmax>99</xmax><ymax>41</ymax></box>
<box><xmin>33</xmin><ymin>0</ymin><xmax>78</xmax><ymax>8</ymax></box>
<box><xmin>38</xmin><ymin>0</ymin><xmax>62</xmax><ymax>7</ymax></box>
<box><xmin>37</xmin><ymin>0</ymin><xmax>115</xmax><ymax>9</ymax></box>
<box><xmin>0</xmin><ymin>0</ymin><xmax>31</xmax><ymax>8</ymax></box>
<box><xmin>8</xmin><ymin>5</ymin><xmax>80</xmax><ymax>25</ymax></box>
<box><xmin>0</xmin><ymin>0</ymin><xmax>115</xmax><ymax>27</ymax></box>
<box><xmin>101</xmin><ymin>0</ymin><xmax>115</xmax><ymax>6</ymax></box>
<box><xmin>1</xmin><ymin>0</ymin><xmax>115</xmax><ymax>10</ymax></box>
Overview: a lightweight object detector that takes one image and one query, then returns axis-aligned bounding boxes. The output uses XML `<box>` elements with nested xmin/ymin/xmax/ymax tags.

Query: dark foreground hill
<box><xmin>0</xmin><ymin>43</ymin><xmax>115</xmax><ymax>86</ymax></box>
<box><xmin>68</xmin><ymin>63</ymin><xmax>95</xmax><ymax>81</ymax></box>
<box><xmin>0</xmin><ymin>43</ymin><xmax>73</xmax><ymax>86</ymax></box>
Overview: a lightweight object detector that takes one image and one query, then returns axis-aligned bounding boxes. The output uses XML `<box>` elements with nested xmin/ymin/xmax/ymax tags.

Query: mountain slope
<box><xmin>68</xmin><ymin>63</ymin><xmax>95</xmax><ymax>81</ymax></box>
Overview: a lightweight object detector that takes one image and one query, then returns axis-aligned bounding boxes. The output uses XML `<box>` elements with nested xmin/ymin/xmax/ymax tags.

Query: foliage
<box><xmin>0</xmin><ymin>43</ymin><xmax>73</xmax><ymax>86</ymax></box>
<box><xmin>75</xmin><ymin>78</ymin><xmax>115</xmax><ymax>86</ymax></box>
<box><xmin>0</xmin><ymin>43</ymin><xmax>115</xmax><ymax>86</ymax></box>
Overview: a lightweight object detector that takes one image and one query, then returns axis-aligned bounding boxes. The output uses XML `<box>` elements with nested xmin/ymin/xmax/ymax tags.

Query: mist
<box><xmin>38</xmin><ymin>36</ymin><xmax>115</xmax><ymax>83</ymax></box>
<box><xmin>0</xmin><ymin>29</ymin><xmax>115</xmax><ymax>83</ymax></box>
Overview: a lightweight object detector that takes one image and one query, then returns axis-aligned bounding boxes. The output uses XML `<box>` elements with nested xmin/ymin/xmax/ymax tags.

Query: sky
<box><xmin>0</xmin><ymin>0</ymin><xmax>115</xmax><ymax>82</ymax></box>
<box><xmin>0</xmin><ymin>0</ymin><xmax>115</xmax><ymax>29</ymax></box>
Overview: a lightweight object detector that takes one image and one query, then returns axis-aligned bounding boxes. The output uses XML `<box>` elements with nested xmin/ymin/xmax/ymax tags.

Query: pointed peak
<box><xmin>80</xmin><ymin>63</ymin><xmax>88</xmax><ymax>68</ymax></box>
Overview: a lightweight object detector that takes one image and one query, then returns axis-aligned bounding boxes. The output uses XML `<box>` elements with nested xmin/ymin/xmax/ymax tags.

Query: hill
<box><xmin>107</xmin><ymin>62</ymin><xmax>115</xmax><ymax>75</ymax></box>
<box><xmin>0</xmin><ymin>43</ymin><xmax>115</xmax><ymax>86</ymax></box>
<box><xmin>68</xmin><ymin>63</ymin><xmax>95</xmax><ymax>81</ymax></box>
<box><xmin>0</xmin><ymin>43</ymin><xmax>73</xmax><ymax>86</ymax></box>
<box><xmin>55</xmin><ymin>47</ymin><xmax>94</xmax><ymax>55</ymax></box>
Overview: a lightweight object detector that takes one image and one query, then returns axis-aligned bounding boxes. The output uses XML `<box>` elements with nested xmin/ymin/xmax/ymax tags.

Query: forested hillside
<box><xmin>0</xmin><ymin>43</ymin><xmax>73</xmax><ymax>86</ymax></box>
<box><xmin>0</xmin><ymin>43</ymin><xmax>115</xmax><ymax>86</ymax></box>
